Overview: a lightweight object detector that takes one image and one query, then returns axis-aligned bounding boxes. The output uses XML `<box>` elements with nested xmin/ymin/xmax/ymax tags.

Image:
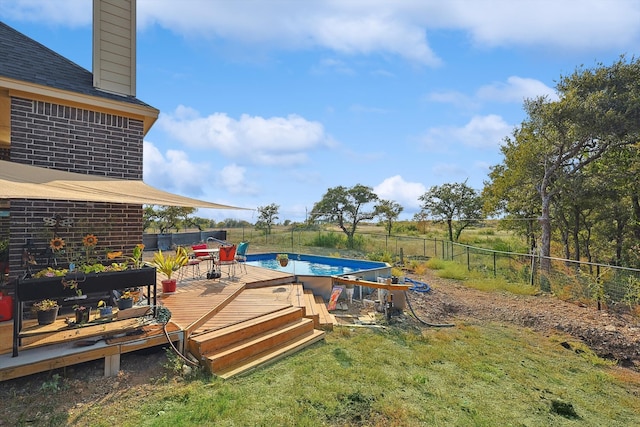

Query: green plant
<box><xmin>32</xmin><ymin>267</ymin><xmax>68</xmax><ymax>278</ymax></box>
<box><xmin>276</xmin><ymin>253</ymin><xmax>288</xmax><ymax>261</ymax></box>
<box><xmin>128</xmin><ymin>243</ymin><xmax>146</xmax><ymax>269</ymax></box>
<box><xmin>147</xmin><ymin>249</ymin><xmax>188</xmax><ymax>280</ymax></box>
<box><xmin>31</xmin><ymin>299</ymin><xmax>59</xmax><ymax>312</ymax></box>
<box><xmin>0</xmin><ymin>238</ymin><xmax>8</xmax><ymax>262</ymax></box>
<box><xmin>40</xmin><ymin>374</ymin><xmax>63</xmax><ymax>392</ymax></box>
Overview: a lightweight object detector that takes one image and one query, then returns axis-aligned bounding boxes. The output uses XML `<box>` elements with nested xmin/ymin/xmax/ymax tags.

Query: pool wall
<box><xmin>246</xmin><ymin>253</ymin><xmax>398</xmax><ymax>305</ymax></box>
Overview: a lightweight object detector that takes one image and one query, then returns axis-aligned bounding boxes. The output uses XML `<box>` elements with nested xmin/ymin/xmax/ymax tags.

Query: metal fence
<box><xmin>161</xmin><ymin>228</ymin><xmax>640</xmax><ymax>312</ymax></box>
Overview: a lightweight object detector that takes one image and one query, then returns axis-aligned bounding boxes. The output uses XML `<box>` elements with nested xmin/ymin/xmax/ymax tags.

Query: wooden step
<box><xmin>314</xmin><ymin>295</ymin><xmax>335</xmax><ymax>331</ymax></box>
<box><xmin>303</xmin><ymin>289</ymin><xmax>320</xmax><ymax>328</ymax></box>
<box><xmin>205</xmin><ymin>317</ymin><xmax>316</xmax><ymax>373</ymax></box>
<box><xmin>287</xmin><ymin>283</ymin><xmax>306</xmax><ymax>311</ymax></box>
<box><xmin>188</xmin><ymin>306</ymin><xmax>304</xmax><ymax>357</ymax></box>
<box><xmin>214</xmin><ymin>329</ymin><xmax>326</xmax><ymax>379</ymax></box>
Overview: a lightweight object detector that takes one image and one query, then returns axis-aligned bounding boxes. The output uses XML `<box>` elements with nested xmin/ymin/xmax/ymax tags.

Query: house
<box><xmin>0</xmin><ymin>1</ymin><xmax>335</xmax><ymax>382</ymax></box>
<box><xmin>0</xmin><ymin>0</ymin><xmax>157</xmax><ymax>281</ymax></box>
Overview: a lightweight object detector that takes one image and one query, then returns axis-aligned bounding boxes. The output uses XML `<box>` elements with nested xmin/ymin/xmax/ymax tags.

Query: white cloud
<box><xmin>448</xmin><ymin>0</ymin><xmax>640</xmax><ymax>52</ymax></box>
<box><xmin>216</xmin><ymin>164</ymin><xmax>257</xmax><ymax>196</ymax></box>
<box><xmin>158</xmin><ymin>107</ymin><xmax>334</xmax><ymax>167</ymax></box>
<box><xmin>428</xmin><ymin>76</ymin><xmax>557</xmax><ymax>110</ymax></box>
<box><xmin>144</xmin><ymin>142</ymin><xmax>259</xmax><ymax>198</ymax></box>
<box><xmin>421</xmin><ymin>114</ymin><xmax>512</xmax><ymax>150</ymax></box>
<box><xmin>426</xmin><ymin>90</ymin><xmax>477</xmax><ymax>110</ymax></box>
<box><xmin>477</xmin><ymin>76</ymin><xmax>558</xmax><ymax>103</ymax></box>
<box><xmin>374</xmin><ymin>175</ymin><xmax>426</xmax><ymax>209</ymax></box>
<box><xmin>143</xmin><ymin>141</ymin><xmax>211</xmax><ymax>196</ymax></box>
<box><xmin>134</xmin><ymin>0</ymin><xmax>640</xmax><ymax>61</ymax></box>
<box><xmin>5</xmin><ymin>1</ymin><xmax>640</xmax><ymax>64</ymax></box>
<box><xmin>1</xmin><ymin>0</ymin><xmax>90</xmax><ymax>26</ymax></box>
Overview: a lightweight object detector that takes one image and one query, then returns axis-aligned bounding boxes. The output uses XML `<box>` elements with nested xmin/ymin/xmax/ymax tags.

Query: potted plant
<box><xmin>74</xmin><ymin>305</ymin><xmax>90</xmax><ymax>324</ymax></box>
<box><xmin>146</xmin><ymin>249</ymin><xmax>188</xmax><ymax>293</ymax></box>
<box><xmin>32</xmin><ymin>299</ymin><xmax>60</xmax><ymax>325</ymax></box>
<box><xmin>97</xmin><ymin>300</ymin><xmax>113</xmax><ymax>317</ymax></box>
<box><xmin>128</xmin><ymin>244</ymin><xmax>145</xmax><ymax>269</ymax></box>
<box><xmin>276</xmin><ymin>253</ymin><xmax>289</xmax><ymax>267</ymax></box>
<box><xmin>117</xmin><ymin>291</ymin><xmax>134</xmax><ymax>310</ymax></box>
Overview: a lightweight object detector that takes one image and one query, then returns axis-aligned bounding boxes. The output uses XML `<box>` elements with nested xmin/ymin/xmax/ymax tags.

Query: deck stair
<box><xmin>287</xmin><ymin>283</ymin><xmax>335</xmax><ymax>331</ymax></box>
<box><xmin>188</xmin><ymin>306</ymin><xmax>325</xmax><ymax>379</ymax></box>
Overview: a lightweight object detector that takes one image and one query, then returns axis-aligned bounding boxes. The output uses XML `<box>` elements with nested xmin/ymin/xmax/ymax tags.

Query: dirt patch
<box><xmin>1</xmin><ymin>269</ymin><xmax>639</xmax><ymax>424</ymax></box>
<box><xmin>399</xmin><ymin>270</ymin><xmax>640</xmax><ymax>368</ymax></box>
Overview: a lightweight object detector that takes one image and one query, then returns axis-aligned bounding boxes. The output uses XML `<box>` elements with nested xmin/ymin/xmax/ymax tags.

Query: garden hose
<box><xmin>404</xmin><ymin>291</ymin><xmax>455</xmax><ymax>328</ymax></box>
<box><xmin>155</xmin><ymin>306</ymin><xmax>200</xmax><ymax>367</ymax></box>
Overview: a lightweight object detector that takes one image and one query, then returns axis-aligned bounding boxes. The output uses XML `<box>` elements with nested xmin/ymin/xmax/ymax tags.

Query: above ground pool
<box><xmin>245</xmin><ymin>253</ymin><xmax>387</xmax><ymax>276</ymax></box>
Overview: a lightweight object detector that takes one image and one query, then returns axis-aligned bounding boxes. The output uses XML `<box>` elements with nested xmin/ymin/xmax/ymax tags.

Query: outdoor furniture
<box><xmin>216</xmin><ymin>245</ymin><xmax>237</xmax><ymax>279</ymax></box>
<box><xmin>234</xmin><ymin>241</ymin><xmax>249</xmax><ymax>274</ymax></box>
<box><xmin>178</xmin><ymin>255</ymin><xmax>202</xmax><ymax>282</ymax></box>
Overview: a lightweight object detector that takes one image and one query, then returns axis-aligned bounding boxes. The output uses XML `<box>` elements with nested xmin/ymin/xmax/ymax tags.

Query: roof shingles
<box><xmin>0</xmin><ymin>21</ymin><xmax>152</xmax><ymax>108</ymax></box>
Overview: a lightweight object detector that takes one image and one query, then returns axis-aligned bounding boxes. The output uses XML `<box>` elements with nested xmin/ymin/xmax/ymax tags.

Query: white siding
<box><xmin>92</xmin><ymin>0</ymin><xmax>136</xmax><ymax>97</ymax></box>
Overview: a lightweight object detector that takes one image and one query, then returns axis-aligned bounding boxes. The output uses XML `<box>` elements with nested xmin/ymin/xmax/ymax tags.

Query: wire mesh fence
<box><xmin>204</xmin><ymin>227</ymin><xmax>640</xmax><ymax>312</ymax></box>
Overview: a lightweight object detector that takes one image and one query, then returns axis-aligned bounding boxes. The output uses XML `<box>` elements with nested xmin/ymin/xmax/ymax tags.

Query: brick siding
<box><xmin>6</xmin><ymin>97</ymin><xmax>146</xmax><ymax>280</ymax></box>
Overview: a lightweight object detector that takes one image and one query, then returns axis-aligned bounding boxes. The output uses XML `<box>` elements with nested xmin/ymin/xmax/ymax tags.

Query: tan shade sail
<box><xmin>0</xmin><ymin>160</ymin><xmax>248</xmax><ymax>210</ymax></box>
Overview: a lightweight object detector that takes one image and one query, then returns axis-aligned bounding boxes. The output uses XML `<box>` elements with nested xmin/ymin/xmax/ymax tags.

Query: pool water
<box><xmin>245</xmin><ymin>253</ymin><xmax>387</xmax><ymax>276</ymax></box>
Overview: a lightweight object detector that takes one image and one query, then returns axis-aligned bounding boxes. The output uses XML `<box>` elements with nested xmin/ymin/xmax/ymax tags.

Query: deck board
<box><xmin>1</xmin><ymin>260</ymin><xmax>336</xmax><ymax>381</ymax></box>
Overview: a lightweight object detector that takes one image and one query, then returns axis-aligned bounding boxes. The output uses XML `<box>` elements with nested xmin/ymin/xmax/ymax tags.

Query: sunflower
<box><xmin>49</xmin><ymin>237</ymin><xmax>65</xmax><ymax>251</ymax></box>
<box><xmin>82</xmin><ymin>234</ymin><xmax>98</xmax><ymax>247</ymax></box>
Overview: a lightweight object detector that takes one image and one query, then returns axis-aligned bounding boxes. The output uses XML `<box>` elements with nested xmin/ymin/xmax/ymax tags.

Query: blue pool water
<box><xmin>245</xmin><ymin>253</ymin><xmax>387</xmax><ymax>276</ymax></box>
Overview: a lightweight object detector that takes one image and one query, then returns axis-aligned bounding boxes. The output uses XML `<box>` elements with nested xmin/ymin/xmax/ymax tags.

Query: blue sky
<box><xmin>3</xmin><ymin>0</ymin><xmax>640</xmax><ymax>222</ymax></box>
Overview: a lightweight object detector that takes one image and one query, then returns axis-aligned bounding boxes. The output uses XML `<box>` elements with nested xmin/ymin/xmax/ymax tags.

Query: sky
<box><xmin>2</xmin><ymin>0</ymin><xmax>640</xmax><ymax>223</ymax></box>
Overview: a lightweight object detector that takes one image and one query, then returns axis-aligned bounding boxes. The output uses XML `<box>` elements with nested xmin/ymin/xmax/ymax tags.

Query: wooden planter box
<box><xmin>12</xmin><ymin>267</ymin><xmax>157</xmax><ymax>357</ymax></box>
<box><xmin>16</xmin><ymin>267</ymin><xmax>156</xmax><ymax>301</ymax></box>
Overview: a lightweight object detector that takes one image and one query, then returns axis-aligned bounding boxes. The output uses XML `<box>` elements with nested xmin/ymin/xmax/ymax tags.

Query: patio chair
<box><xmin>216</xmin><ymin>244</ymin><xmax>237</xmax><ymax>279</ymax></box>
<box><xmin>176</xmin><ymin>246</ymin><xmax>201</xmax><ymax>282</ymax></box>
<box><xmin>234</xmin><ymin>241</ymin><xmax>249</xmax><ymax>274</ymax></box>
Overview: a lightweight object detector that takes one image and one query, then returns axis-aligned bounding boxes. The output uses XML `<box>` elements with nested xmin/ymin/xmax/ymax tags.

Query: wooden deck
<box><xmin>0</xmin><ymin>262</ymin><xmax>334</xmax><ymax>381</ymax></box>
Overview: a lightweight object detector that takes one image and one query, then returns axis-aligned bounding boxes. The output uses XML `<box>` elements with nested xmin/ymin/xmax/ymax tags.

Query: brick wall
<box><xmin>10</xmin><ymin>97</ymin><xmax>143</xmax><ymax>179</ymax></box>
<box><xmin>6</xmin><ymin>97</ymin><xmax>146</xmax><ymax>280</ymax></box>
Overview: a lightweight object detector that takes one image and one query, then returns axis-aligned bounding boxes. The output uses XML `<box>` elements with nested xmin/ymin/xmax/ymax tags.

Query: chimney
<box><xmin>92</xmin><ymin>0</ymin><xmax>136</xmax><ymax>96</ymax></box>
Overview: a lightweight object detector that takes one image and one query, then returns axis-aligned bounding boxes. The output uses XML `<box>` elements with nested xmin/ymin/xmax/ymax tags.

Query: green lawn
<box><xmin>71</xmin><ymin>321</ymin><xmax>639</xmax><ymax>427</ymax></box>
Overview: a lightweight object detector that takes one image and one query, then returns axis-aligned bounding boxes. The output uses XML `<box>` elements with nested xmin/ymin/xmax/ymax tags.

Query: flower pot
<box><xmin>0</xmin><ymin>293</ymin><xmax>13</xmax><ymax>322</ymax></box>
<box><xmin>99</xmin><ymin>306</ymin><xmax>113</xmax><ymax>317</ymax></box>
<box><xmin>37</xmin><ymin>307</ymin><xmax>59</xmax><ymax>325</ymax></box>
<box><xmin>75</xmin><ymin>308</ymin><xmax>90</xmax><ymax>324</ymax></box>
<box><xmin>278</xmin><ymin>259</ymin><xmax>289</xmax><ymax>267</ymax></box>
<box><xmin>130</xmin><ymin>290</ymin><xmax>141</xmax><ymax>303</ymax></box>
<box><xmin>118</xmin><ymin>298</ymin><xmax>134</xmax><ymax>310</ymax></box>
<box><xmin>162</xmin><ymin>279</ymin><xmax>177</xmax><ymax>294</ymax></box>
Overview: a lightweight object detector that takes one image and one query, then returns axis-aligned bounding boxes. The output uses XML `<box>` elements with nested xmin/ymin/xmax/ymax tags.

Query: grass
<box><xmin>67</xmin><ymin>322</ymin><xmax>640</xmax><ymax>427</ymax></box>
<box><xmin>423</xmin><ymin>258</ymin><xmax>539</xmax><ymax>296</ymax></box>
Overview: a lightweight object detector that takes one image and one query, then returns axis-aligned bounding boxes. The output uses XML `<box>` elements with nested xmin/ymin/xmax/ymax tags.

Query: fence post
<box><xmin>596</xmin><ymin>264</ymin><xmax>601</xmax><ymax>311</ymax></box>
<box><xmin>493</xmin><ymin>252</ymin><xmax>497</xmax><ymax>277</ymax></box>
<box><xmin>530</xmin><ymin>251</ymin><xmax>536</xmax><ymax>288</ymax></box>
<box><xmin>467</xmin><ymin>246</ymin><xmax>470</xmax><ymax>271</ymax></box>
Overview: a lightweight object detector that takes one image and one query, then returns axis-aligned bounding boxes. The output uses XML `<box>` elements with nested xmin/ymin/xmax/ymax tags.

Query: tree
<box><xmin>377</xmin><ymin>200</ymin><xmax>403</xmax><ymax>236</ymax></box>
<box><xmin>255</xmin><ymin>203</ymin><xmax>279</xmax><ymax>235</ymax></box>
<box><xmin>143</xmin><ymin>206</ymin><xmax>196</xmax><ymax>233</ymax></box>
<box><xmin>412</xmin><ymin>211</ymin><xmax>430</xmax><ymax>234</ymax></box>
<box><xmin>418</xmin><ymin>181</ymin><xmax>482</xmax><ymax>242</ymax></box>
<box><xmin>485</xmin><ymin>57</ymin><xmax>640</xmax><ymax>271</ymax></box>
<box><xmin>309</xmin><ymin>184</ymin><xmax>379</xmax><ymax>248</ymax></box>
